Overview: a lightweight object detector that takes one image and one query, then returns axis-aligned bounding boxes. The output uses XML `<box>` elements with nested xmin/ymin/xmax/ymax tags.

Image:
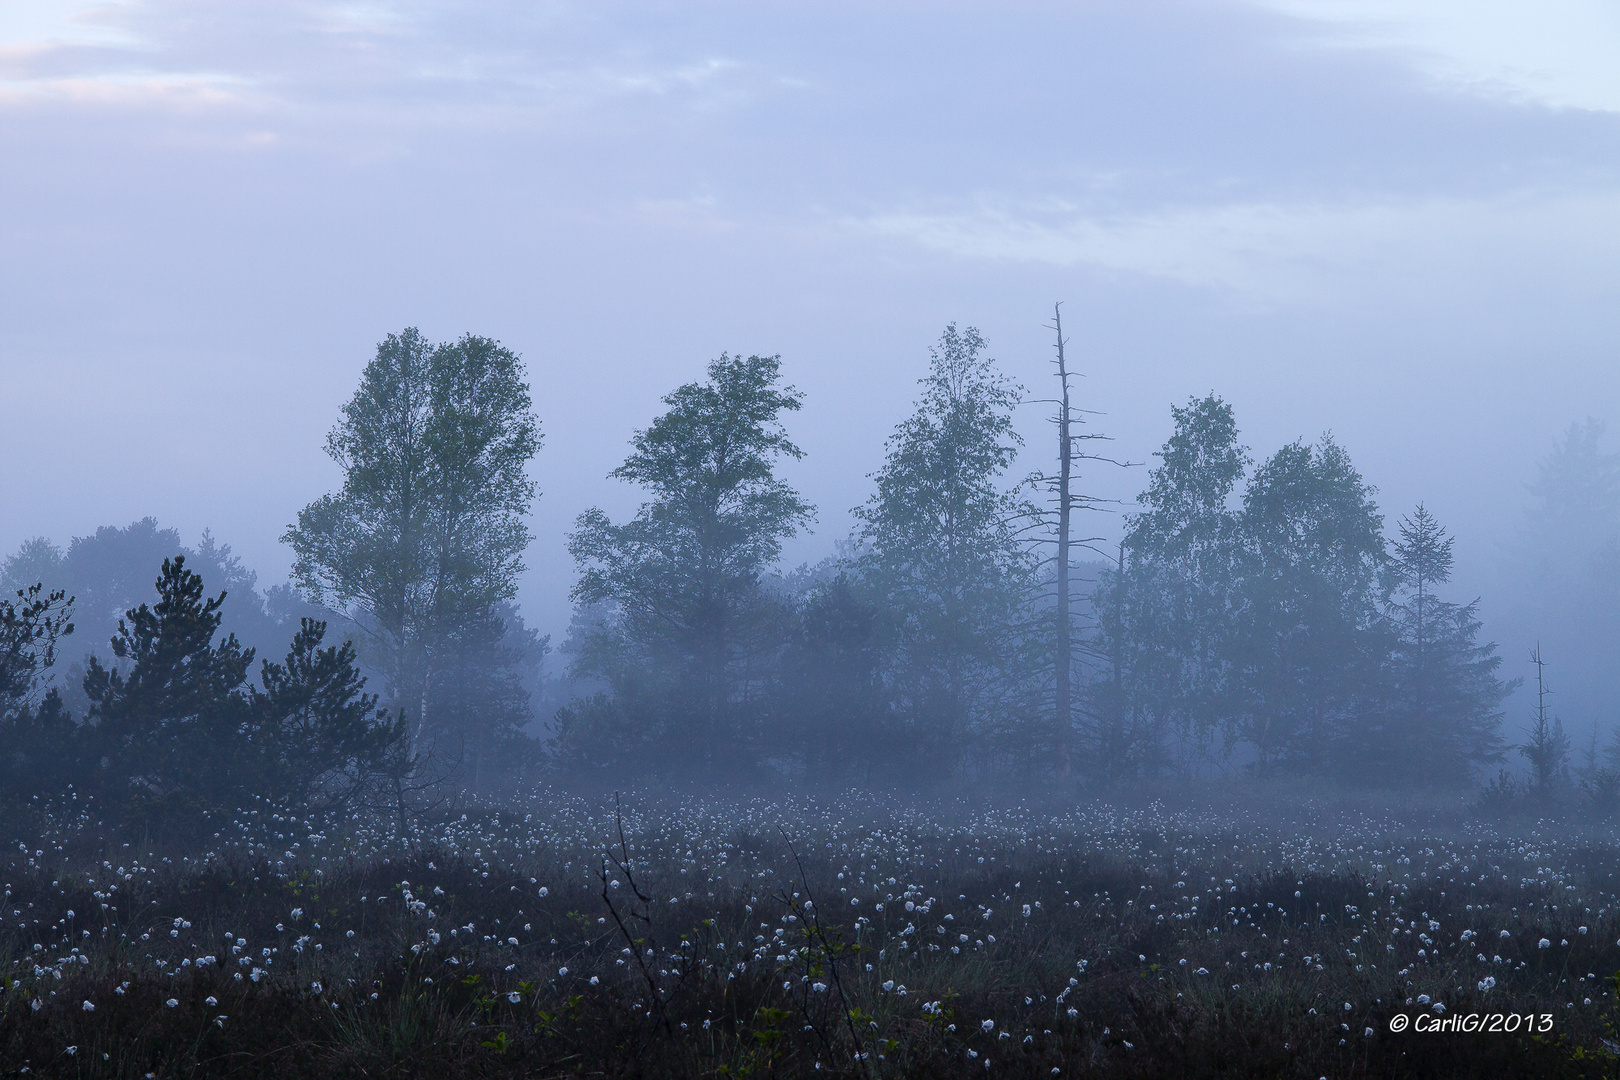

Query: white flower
<box><xmin>81</xmin><ymin>1001</ymin><xmax>94</xmax><ymax>1012</ymax></box>
<box><xmin>558</xmin><ymin>967</ymin><xmax>568</xmax><ymax>977</ymax></box>
<box><xmin>812</xmin><ymin>982</ymin><xmax>827</xmax><ymax>993</ymax></box>
<box><xmin>982</xmin><ymin>1019</ymin><xmax>995</xmax><ymax>1032</ymax></box>
<box><xmin>883</xmin><ymin>980</ymin><xmax>895</xmax><ymax>991</ymax></box>
<box><xmin>508</xmin><ymin>991</ymin><xmax>521</xmax><ymax>1004</ymax></box>
<box><xmin>166</xmin><ymin>999</ymin><xmax>179</xmax><ymax>1008</ymax></box>
<box><xmin>311</xmin><ymin>982</ymin><xmax>322</xmax><ymax>994</ymax></box>
<box><xmin>1478</xmin><ymin>977</ymin><xmax>1496</xmax><ymax>992</ymax></box>
<box><xmin>1538</xmin><ymin>938</ymin><xmax>1552</xmax><ymax>949</ymax></box>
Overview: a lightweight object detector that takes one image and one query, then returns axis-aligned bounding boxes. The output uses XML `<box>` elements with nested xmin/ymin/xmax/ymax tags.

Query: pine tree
<box><xmin>1520</xmin><ymin>645</ymin><xmax>1570</xmax><ymax>799</ymax></box>
<box><xmin>0</xmin><ymin>583</ymin><xmax>77</xmax><ymax>799</ymax></box>
<box><xmin>82</xmin><ymin>556</ymin><xmax>258</xmax><ymax>816</ymax></box>
<box><xmin>1376</xmin><ymin>505</ymin><xmax>1512</xmax><ymax>783</ymax></box>
<box><xmin>254</xmin><ymin>618</ymin><xmax>409</xmax><ymax>810</ymax></box>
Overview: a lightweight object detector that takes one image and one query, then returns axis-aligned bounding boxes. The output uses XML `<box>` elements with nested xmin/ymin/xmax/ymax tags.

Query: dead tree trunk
<box><xmin>1053</xmin><ymin>303</ymin><xmax>1074</xmax><ymax>780</ymax></box>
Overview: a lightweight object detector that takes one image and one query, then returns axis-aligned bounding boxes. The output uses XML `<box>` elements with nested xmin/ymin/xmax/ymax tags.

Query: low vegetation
<box><xmin>6</xmin><ymin>788</ymin><xmax>1620</xmax><ymax>1077</ymax></box>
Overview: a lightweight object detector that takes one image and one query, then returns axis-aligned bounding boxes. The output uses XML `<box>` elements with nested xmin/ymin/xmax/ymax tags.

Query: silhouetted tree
<box><xmin>1370</xmin><ymin>505</ymin><xmax>1512</xmax><ymax>784</ymax></box>
<box><xmin>1231</xmin><ymin>435</ymin><xmax>1387</xmax><ymax>774</ymax></box>
<box><xmin>1094</xmin><ymin>394</ymin><xmax>1247</xmax><ymax>778</ymax></box>
<box><xmin>254</xmin><ymin>618</ymin><xmax>409</xmax><ymax>811</ymax></box>
<box><xmin>0</xmin><ymin>584</ymin><xmax>77</xmax><ymax>799</ymax></box>
<box><xmin>81</xmin><ymin>556</ymin><xmax>258</xmax><ymax>820</ymax></box>
<box><xmin>285</xmin><ymin>328</ymin><xmax>542</xmax><ymax>758</ymax></box>
<box><xmin>1018</xmin><ymin>303</ymin><xmax>1125</xmax><ymax>779</ymax></box>
<box><xmin>1519</xmin><ymin>645</ymin><xmax>1570</xmax><ymax>799</ymax></box>
<box><xmin>568</xmin><ymin>354</ymin><xmax>812</xmax><ymax>768</ymax></box>
<box><xmin>854</xmin><ymin>325</ymin><xmax>1032</xmax><ymax>768</ymax></box>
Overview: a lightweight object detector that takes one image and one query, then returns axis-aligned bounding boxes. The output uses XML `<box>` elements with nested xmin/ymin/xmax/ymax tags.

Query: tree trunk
<box><xmin>1053</xmin><ymin>303</ymin><xmax>1073</xmax><ymax>780</ymax></box>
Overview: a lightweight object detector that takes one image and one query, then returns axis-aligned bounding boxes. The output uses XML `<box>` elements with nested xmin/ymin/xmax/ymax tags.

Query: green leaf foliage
<box><xmin>853</xmin><ymin>324</ymin><xmax>1033</xmax><ymax>759</ymax></box>
<box><xmin>283</xmin><ymin>327</ymin><xmax>542</xmax><ymax>758</ymax></box>
<box><xmin>566</xmin><ymin>353</ymin><xmax>812</xmax><ymax>766</ymax></box>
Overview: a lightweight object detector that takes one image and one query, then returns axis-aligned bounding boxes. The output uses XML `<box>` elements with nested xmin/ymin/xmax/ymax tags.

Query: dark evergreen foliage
<box><xmin>254</xmin><ymin>617</ymin><xmax>410</xmax><ymax>810</ymax></box>
<box><xmin>81</xmin><ymin>555</ymin><xmax>259</xmax><ymax>816</ymax></box>
<box><xmin>0</xmin><ymin>558</ymin><xmax>407</xmax><ymax>827</ymax></box>
<box><xmin>1368</xmin><ymin>506</ymin><xmax>1515</xmax><ymax>783</ymax></box>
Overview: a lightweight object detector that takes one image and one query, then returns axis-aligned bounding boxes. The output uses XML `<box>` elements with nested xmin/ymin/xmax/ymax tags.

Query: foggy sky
<box><xmin>3</xmin><ymin>0</ymin><xmax>1617</xmax><ymax>656</ymax></box>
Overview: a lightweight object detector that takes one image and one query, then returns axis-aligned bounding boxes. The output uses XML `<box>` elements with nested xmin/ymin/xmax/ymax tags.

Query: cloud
<box><xmin>0</xmin><ymin>1</ymin><xmax>142</xmax><ymax>50</ymax></box>
<box><xmin>1252</xmin><ymin>0</ymin><xmax>1620</xmax><ymax>113</ymax></box>
<box><xmin>859</xmin><ymin>189</ymin><xmax>1620</xmax><ymax>303</ymax></box>
<box><xmin>0</xmin><ymin>1</ymin><xmax>757</xmax><ymax>129</ymax></box>
<box><xmin>0</xmin><ymin>1</ymin><xmax>257</xmax><ymax>106</ymax></box>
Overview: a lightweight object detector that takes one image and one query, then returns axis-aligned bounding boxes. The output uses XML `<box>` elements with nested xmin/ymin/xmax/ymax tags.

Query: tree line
<box><xmin>2</xmin><ymin>318</ymin><xmax>1580</xmax><ymax>820</ymax></box>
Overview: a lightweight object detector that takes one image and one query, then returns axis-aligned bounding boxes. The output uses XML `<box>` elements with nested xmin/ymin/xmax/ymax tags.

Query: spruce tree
<box><xmin>1377</xmin><ymin>505</ymin><xmax>1512</xmax><ymax>783</ymax></box>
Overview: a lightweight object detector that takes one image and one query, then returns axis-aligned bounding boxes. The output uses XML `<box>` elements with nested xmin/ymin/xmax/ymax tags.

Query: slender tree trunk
<box><xmin>1110</xmin><ymin>541</ymin><xmax>1125</xmax><ymax>784</ymax></box>
<box><xmin>1053</xmin><ymin>303</ymin><xmax>1073</xmax><ymax>780</ymax></box>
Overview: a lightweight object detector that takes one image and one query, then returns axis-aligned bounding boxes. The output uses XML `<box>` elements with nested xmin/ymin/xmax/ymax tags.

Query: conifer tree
<box><xmin>82</xmin><ymin>556</ymin><xmax>257</xmax><ymax>813</ymax></box>
<box><xmin>1376</xmin><ymin>505</ymin><xmax>1512</xmax><ymax>783</ymax></box>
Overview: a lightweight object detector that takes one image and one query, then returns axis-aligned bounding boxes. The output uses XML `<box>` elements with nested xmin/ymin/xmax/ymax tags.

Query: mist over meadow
<box><xmin>2</xmin><ymin>2</ymin><xmax>1618</xmax><ymax>1076</ymax></box>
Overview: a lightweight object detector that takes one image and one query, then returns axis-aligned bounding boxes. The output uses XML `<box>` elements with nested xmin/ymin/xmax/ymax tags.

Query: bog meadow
<box><xmin>5</xmin><ymin>325</ymin><xmax>1620</xmax><ymax>1078</ymax></box>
